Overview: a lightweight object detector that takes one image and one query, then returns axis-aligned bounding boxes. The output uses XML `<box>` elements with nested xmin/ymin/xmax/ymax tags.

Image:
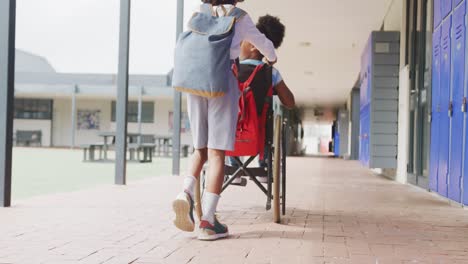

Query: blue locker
<box><xmin>360</xmin><ymin>39</ymin><xmax>371</xmax><ymax>111</ymax></box>
<box><xmin>359</xmin><ymin>118</ymin><xmax>363</xmax><ymax>164</ymax></box>
<box><xmin>359</xmin><ymin>39</ymin><xmax>371</xmax><ymax>166</ymax></box>
<box><xmin>443</xmin><ymin>0</ymin><xmax>453</xmax><ymax>19</ymax></box>
<box><xmin>359</xmin><ymin>32</ymin><xmax>399</xmax><ymax>169</ymax></box>
<box><xmin>430</xmin><ymin>27</ymin><xmax>442</xmax><ymax>192</ymax></box>
<box><xmin>464</xmin><ymin>0</ymin><xmax>468</xmax><ymax>205</ymax></box>
<box><xmin>436</xmin><ymin>0</ymin><xmax>442</xmax><ymax>29</ymax></box>
<box><xmin>438</xmin><ymin>16</ymin><xmax>452</xmax><ymax>198</ymax></box>
<box><xmin>334</xmin><ymin>133</ymin><xmax>340</xmax><ymax>156</ymax></box>
<box><xmin>333</xmin><ymin>121</ymin><xmax>340</xmax><ymax>156</ymax></box>
<box><xmin>448</xmin><ymin>2</ymin><xmax>465</xmax><ymax>202</ymax></box>
<box><xmin>359</xmin><ymin>107</ymin><xmax>370</xmax><ymax>167</ymax></box>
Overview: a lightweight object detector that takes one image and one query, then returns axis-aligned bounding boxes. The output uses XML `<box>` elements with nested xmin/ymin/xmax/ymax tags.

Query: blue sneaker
<box><xmin>198</xmin><ymin>217</ymin><xmax>229</xmax><ymax>241</ymax></box>
<box><xmin>172</xmin><ymin>191</ymin><xmax>195</xmax><ymax>232</ymax></box>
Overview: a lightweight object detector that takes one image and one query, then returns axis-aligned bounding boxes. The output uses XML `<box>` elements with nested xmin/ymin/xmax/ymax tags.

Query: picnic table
<box><xmin>98</xmin><ymin>131</ymin><xmax>141</xmax><ymax>160</ymax></box>
<box><xmin>154</xmin><ymin>135</ymin><xmax>172</xmax><ymax>157</ymax></box>
<box><xmin>81</xmin><ymin>132</ymin><xmax>189</xmax><ymax>162</ymax></box>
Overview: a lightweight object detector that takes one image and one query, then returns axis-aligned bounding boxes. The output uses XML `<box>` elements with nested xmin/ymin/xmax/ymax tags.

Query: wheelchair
<box><xmin>194</xmin><ymin>64</ymin><xmax>288</xmax><ymax>223</ymax></box>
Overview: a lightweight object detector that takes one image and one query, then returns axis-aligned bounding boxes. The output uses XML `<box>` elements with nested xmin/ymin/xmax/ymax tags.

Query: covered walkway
<box><xmin>1</xmin><ymin>157</ymin><xmax>467</xmax><ymax>264</ymax></box>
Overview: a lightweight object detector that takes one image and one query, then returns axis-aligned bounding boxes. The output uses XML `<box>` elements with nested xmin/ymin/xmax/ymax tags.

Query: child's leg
<box><xmin>201</xmin><ymin>149</ymin><xmax>225</xmax><ymax>224</ymax></box>
<box><xmin>181</xmin><ymin>93</ymin><xmax>208</xmax><ymax>198</ymax></box>
<box><xmin>197</xmin><ymin>73</ymin><xmax>238</xmax><ymax>240</ymax></box>
<box><xmin>173</xmin><ymin>94</ymin><xmax>208</xmax><ymax>232</ymax></box>
<box><xmin>206</xmin><ymin>149</ymin><xmax>225</xmax><ymax>194</ymax></box>
<box><xmin>183</xmin><ymin>148</ymin><xmax>207</xmax><ymax>197</ymax></box>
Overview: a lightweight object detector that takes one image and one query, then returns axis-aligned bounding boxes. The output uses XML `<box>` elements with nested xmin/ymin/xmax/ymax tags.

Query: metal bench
<box><xmin>81</xmin><ymin>143</ymin><xmax>105</xmax><ymax>161</ymax></box>
<box><xmin>181</xmin><ymin>145</ymin><xmax>190</xmax><ymax>157</ymax></box>
<box><xmin>161</xmin><ymin>144</ymin><xmax>191</xmax><ymax>157</ymax></box>
<box><xmin>128</xmin><ymin>143</ymin><xmax>156</xmax><ymax>163</ymax></box>
<box><xmin>15</xmin><ymin>130</ymin><xmax>42</xmax><ymax>147</ymax></box>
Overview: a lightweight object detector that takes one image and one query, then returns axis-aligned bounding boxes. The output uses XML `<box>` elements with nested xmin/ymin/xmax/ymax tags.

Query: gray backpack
<box><xmin>172</xmin><ymin>4</ymin><xmax>246</xmax><ymax>98</ymax></box>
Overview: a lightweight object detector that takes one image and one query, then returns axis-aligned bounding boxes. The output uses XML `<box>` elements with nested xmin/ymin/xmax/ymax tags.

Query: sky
<box><xmin>16</xmin><ymin>0</ymin><xmax>199</xmax><ymax>75</ymax></box>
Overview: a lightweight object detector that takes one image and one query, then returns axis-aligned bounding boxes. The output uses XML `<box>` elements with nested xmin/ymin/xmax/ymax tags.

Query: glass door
<box><xmin>407</xmin><ymin>0</ymin><xmax>432</xmax><ymax>188</ymax></box>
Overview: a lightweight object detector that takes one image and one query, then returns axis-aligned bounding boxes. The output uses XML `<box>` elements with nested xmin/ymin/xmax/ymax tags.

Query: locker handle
<box><xmin>449</xmin><ymin>102</ymin><xmax>453</xmax><ymax>117</ymax></box>
<box><xmin>463</xmin><ymin>97</ymin><xmax>467</xmax><ymax>113</ymax></box>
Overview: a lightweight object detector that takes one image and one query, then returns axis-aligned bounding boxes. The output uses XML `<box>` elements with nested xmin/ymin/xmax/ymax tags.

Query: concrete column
<box><xmin>115</xmin><ymin>0</ymin><xmax>131</xmax><ymax>185</ymax></box>
<box><xmin>172</xmin><ymin>0</ymin><xmax>184</xmax><ymax>176</ymax></box>
<box><xmin>0</xmin><ymin>0</ymin><xmax>16</xmax><ymax>207</ymax></box>
<box><xmin>70</xmin><ymin>85</ymin><xmax>78</xmax><ymax>148</ymax></box>
<box><xmin>137</xmin><ymin>86</ymin><xmax>143</xmax><ymax>144</ymax></box>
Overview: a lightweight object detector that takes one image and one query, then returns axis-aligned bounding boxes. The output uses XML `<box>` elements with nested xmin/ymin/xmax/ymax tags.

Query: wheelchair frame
<box><xmin>195</xmin><ymin>103</ymin><xmax>287</xmax><ymax>223</ymax></box>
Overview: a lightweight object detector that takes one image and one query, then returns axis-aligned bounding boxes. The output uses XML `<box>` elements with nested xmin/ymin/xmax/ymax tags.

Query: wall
<box><xmin>396</xmin><ymin>66</ymin><xmax>410</xmax><ymax>184</ymax></box>
<box><xmin>51</xmin><ymin>97</ymin><xmax>193</xmax><ymax>147</ymax></box>
<box><xmin>13</xmin><ymin>119</ymin><xmax>52</xmax><ymax>147</ymax></box>
<box><xmin>383</xmin><ymin>0</ymin><xmax>403</xmax><ymax>31</ymax></box>
<box><xmin>52</xmin><ymin>98</ymin><xmax>112</xmax><ymax>147</ymax></box>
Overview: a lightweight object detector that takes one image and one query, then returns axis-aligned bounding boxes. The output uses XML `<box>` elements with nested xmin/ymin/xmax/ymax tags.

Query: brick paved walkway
<box><xmin>1</xmin><ymin>157</ymin><xmax>468</xmax><ymax>264</ymax></box>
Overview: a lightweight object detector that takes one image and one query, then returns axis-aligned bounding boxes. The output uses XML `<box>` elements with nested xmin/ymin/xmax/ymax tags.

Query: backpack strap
<box><xmin>227</xmin><ymin>7</ymin><xmax>247</xmax><ymax>21</ymax></box>
<box><xmin>242</xmin><ymin>64</ymin><xmax>265</xmax><ymax>92</ymax></box>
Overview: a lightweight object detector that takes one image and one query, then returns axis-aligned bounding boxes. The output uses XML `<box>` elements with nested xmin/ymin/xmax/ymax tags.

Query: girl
<box><xmin>173</xmin><ymin>0</ymin><xmax>278</xmax><ymax>241</ymax></box>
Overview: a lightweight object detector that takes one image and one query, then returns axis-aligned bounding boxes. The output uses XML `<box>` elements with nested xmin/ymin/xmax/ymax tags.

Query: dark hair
<box><xmin>256</xmin><ymin>15</ymin><xmax>285</xmax><ymax>49</ymax></box>
<box><xmin>201</xmin><ymin>0</ymin><xmax>237</xmax><ymax>5</ymax></box>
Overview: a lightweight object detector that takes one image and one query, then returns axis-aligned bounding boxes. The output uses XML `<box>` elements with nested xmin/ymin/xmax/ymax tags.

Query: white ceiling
<box><xmin>239</xmin><ymin>0</ymin><xmax>394</xmax><ymax>107</ymax></box>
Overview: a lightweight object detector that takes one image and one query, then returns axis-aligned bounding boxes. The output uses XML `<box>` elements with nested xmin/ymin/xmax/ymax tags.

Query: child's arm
<box><xmin>238</xmin><ymin>15</ymin><xmax>277</xmax><ymax>63</ymax></box>
<box><xmin>275</xmin><ymin>80</ymin><xmax>296</xmax><ymax>109</ymax></box>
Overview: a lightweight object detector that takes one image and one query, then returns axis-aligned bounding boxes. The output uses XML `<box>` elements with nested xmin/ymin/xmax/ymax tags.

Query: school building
<box><xmin>13</xmin><ymin>50</ymin><xmax>193</xmax><ymax>148</ymax></box>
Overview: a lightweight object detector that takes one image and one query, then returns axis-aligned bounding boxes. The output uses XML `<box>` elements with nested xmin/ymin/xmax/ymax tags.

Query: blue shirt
<box><xmin>240</xmin><ymin>59</ymin><xmax>283</xmax><ymax>87</ymax></box>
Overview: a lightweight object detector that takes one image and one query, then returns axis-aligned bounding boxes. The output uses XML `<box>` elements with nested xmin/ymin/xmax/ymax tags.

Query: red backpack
<box><xmin>226</xmin><ymin>64</ymin><xmax>273</xmax><ymax>159</ymax></box>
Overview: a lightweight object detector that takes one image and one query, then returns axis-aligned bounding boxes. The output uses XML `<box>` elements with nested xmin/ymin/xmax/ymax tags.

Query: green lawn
<box><xmin>12</xmin><ymin>147</ymin><xmax>188</xmax><ymax>200</ymax></box>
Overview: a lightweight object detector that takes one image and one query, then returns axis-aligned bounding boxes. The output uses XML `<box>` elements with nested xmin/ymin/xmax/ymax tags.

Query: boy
<box><xmin>240</xmin><ymin>15</ymin><xmax>295</xmax><ymax>109</ymax></box>
<box><xmin>229</xmin><ymin>15</ymin><xmax>295</xmax><ymax>183</ymax></box>
<box><xmin>172</xmin><ymin>0</ymin><xmax>278</xmax><ymax>241</ymax></box>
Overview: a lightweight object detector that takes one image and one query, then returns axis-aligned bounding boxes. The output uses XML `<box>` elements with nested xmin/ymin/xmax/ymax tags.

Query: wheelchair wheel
<box><xmin>281</xmin><ymin>119</ymin><xmax>287</xmax><ymax>216</ymax></box>
<box><xmin>273</xmin><ymin>115</ymin><xmax>282</xmax><ymax>223</ymax></box>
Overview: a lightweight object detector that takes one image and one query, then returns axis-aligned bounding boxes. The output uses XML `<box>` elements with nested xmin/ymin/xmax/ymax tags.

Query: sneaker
<box><xmin>172</xmin><ymin>191</ymin><xmax>195</xmax><ymax>232</ymax></box>
<box><xmin>198</xmin><ymin>217</ymin><xmax>229</xmax><ymax>241</ymax></box>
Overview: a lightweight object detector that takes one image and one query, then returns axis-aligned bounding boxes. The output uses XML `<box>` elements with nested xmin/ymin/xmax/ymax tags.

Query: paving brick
<box><xmin>1</xmin><ymin>158</ymin><xmax>468</xmax><ymax>263</ymax></box>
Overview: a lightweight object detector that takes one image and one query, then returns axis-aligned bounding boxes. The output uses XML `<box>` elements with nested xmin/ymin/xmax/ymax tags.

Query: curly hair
<box><xmin>201</xmin><ymin>0</ymin><xmax>238</xmax><ymax>5</ymax></box>
<box><xmin>256</xmin><ymin>15</ymin><xmax>286</xmax><ymax>49</ymax></box>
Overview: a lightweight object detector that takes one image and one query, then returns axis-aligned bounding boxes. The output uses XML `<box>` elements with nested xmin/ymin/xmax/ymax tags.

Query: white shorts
<box><xmin>187</xmin><ymin>73</ymin><xmax>240</xmax><ymax>151</ymax></box>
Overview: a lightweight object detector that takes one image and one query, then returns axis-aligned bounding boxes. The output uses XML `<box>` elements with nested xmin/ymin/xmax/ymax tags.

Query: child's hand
<box><xmin>266</xmin><ymin>58</ymin><xmax>277</xmax><ymax>66</ymax></box>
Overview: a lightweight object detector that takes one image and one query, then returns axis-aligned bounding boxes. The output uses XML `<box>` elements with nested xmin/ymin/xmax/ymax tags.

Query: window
<box><xmin>14</xmin><ymin>99</ymin><xmax>53</xmax><ymax>120</ymax></box>
<box><xmin>111</xmin><ymin>101</ymin><xmax>154</xmax><ymax>123</ymax></box>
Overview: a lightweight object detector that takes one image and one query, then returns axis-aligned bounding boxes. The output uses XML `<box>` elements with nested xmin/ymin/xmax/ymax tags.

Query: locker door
<box><xmin>430</xmin><ymin>28</ymin><xmax>442</xmax><ymax>192</ymax></box>
<box><xmin>360</xmin><ymin>68</ymin><xmax>367</xmax><ymax>110</ymax></box>
<box><xmin>334</xmin><ymin>121</ymin><xmax>340</xmax><ymax>156</ymax></box>
<box><xmin>454</xmin><ymin>0</ymin><xmax>464</xmax><ymax>8</ymax></box>
<box><xmin>464</xmin><ymin>0</ymin><xmax>468</xmax><ymax>205</ymax></box>
<box><xmin>359</xmin><ymin>108</ymin><xmax>370</xmax><ymax>167</ymax></box>
<box><xmin>436</xmin><ymin>0</ymin><xmax>442</xmax><ymax>30</ymax></box>
<box><xmin>448</xmin><ymin>2</ymin><xmax>465</xmax><ymax>202</ymax></box>
<box><xmin>439</xmin><ymin>16</ymin><xmax>452</xmax><ymax>198</ymax></box>
<box><xmin>443</xmin><ymin>0</ymin><xmax>453</xmax><ymax>19</ymax></box>
<box><xmin>359</xmin><ymin>111</ymin><xmax>364</xmax><ymax>164</ymax></box>
<box><xmin>365</xmin><ymin>108</ymin><xmax>370</xmax><ymax>167</ymax></box>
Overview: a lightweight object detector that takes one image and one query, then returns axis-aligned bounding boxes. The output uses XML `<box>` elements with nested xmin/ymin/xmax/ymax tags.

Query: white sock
<box><xmin>201</xmin><ymin>192</ymin><xmax>220</xmax><ymax>225</ymax></box>
<box><xmin>183</xmin><ymin>175</ymin><xmax>197</xmax><ymax>198</ymax></box>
